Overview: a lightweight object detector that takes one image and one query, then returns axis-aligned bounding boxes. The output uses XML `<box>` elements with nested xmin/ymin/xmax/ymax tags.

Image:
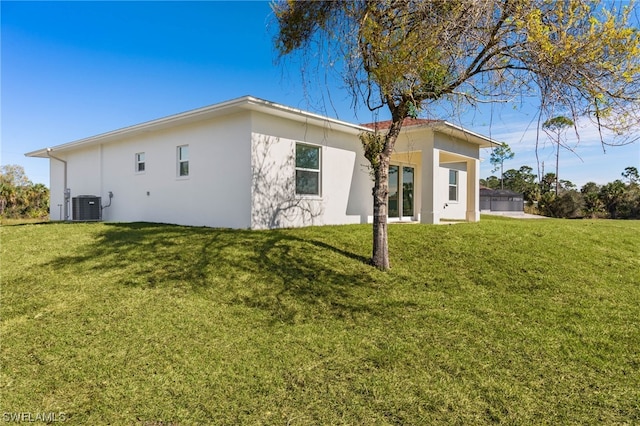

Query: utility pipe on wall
<box><xmin>46</xmin><ymin>148</ymin><xmax>70</xmax><ymax>221</ymax></box>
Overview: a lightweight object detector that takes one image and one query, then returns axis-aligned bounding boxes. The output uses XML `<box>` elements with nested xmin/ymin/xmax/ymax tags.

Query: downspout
<box><xmin>46</xmin><ymin>148</ymin><xmax>70</xmax><ymax>221</ymax></box>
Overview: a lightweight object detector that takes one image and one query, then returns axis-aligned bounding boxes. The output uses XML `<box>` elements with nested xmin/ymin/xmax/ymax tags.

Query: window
<box><xmin>449</xmin><ymin>169</ymin><xmax>458</xmax><ymax>201</ymax></box>
<box><xmin>295</xmin><ymin>143</ymin><xmax>320</xmax><ymax>195</ymax></box>
<box><xmin>135</xmin><ymin>152</ymin><xmax>145</xmax><ymax>173</ymax></box>
<box><xmin>177</xmin><ymin>145</ymin><xmax>189</xmax><ymax>177</ymax></box>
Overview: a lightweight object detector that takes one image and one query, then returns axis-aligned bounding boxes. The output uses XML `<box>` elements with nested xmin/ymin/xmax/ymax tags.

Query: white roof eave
<box><xmin>370</xmin><ymin>120</ymin><xmax>499</xmax><ymax>148</ymax></box>
<box><xmin>433</xmin><ymin>121</ymin><xmax>499</xmax><ymax>148</ymax></box>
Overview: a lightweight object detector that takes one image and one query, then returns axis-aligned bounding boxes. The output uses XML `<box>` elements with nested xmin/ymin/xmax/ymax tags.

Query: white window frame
<box><xmin>295</xmin><ymin>143</ymin><xmax>321</xmax><ymax>196</ymax></box>
<box><xmin>388</xmin><ymin>163</ymin><xmax>416</xmax><ymax>221</ymax></box>
<box><xmin>448</xmin><ymin>169</ymin><xmax>459</xmax><ymax>202</ymax></box>
<box><xmin>177</xmin><ymin>145</ymin><xmax>189</xmax><ymax>178</ymax></box>
<box><xmin>135</xmin><ymin>152</ymin><xmax>145</xmax><ymax>174</ymax></box>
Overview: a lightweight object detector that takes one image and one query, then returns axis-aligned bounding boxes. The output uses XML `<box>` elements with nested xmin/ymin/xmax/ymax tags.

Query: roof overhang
<box><xmin>25</xmin><ymin>96</ymin><xmax>370</xmax><ymax>158</ymax></box>
<box><xmin>422</xmin><ymin>121</ymin><xmax>497</xmax><ymax>148</ymax></box>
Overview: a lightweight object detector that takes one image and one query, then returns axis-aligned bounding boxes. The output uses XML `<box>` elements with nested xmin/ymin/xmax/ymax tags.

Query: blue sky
<box><xmin>2</xmin><ymin>1</ymin><xmax>638</xmax><ymax>187</ymax></box>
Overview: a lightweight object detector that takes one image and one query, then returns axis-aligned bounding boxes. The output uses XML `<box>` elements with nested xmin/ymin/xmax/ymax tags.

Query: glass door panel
<box><xmin>388</xmin><ymin>165</ymin><xmax>399</xmax><ymax>217</ymax></box>
<box><xmin>402</xmin><ymin>166</ymin><xmax>414</xmax><ymax>217</ymax></box>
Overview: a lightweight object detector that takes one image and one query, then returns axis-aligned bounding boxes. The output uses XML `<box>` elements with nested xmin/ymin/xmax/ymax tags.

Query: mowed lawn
<box><xmin>1</xmin><ymin>217</ymin><xmax>639</xmax><ymax>425</ymax></box>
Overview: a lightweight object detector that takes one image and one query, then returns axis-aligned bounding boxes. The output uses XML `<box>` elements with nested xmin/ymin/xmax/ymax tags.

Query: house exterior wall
<box><xmin>393</xmin><ymin>129</ymin><xmax>480</xmax><ymax>223</ymax></box>
<box><xmin>49</xmin><ymin>159</ymin><xmax>67</xmax><ymax>221</ymax></box>
<box><xmin>40</xmin><ymin>100</ymin><xmax>489</xmax><ymax>229</ymax></box>
<box><xmin>250</xmin><ymin>111</ymin><xmax>373</xmax><ymax>229</ymax></box>
<box><xmin>47</xmin><ymin>145</ymin><xmax>102</xmax><ymax>221</ymax></box>
<box><xmin>439</xmin><ymin>162</ymin><xmax>468</xmax><ymax>220</ymax></box>
<box><xmin>434</xmin><ymin>133</ymin><xmax>480</xmax><ymax>222</ymax></box>
<box><xmin>49</xmin><ymin>112</ymin><xmax>253</xmax><ymax>228</ymax></box>
<box><xmin>434</xmin><ymin>132</ymin><xmax>481</xmax><ymax>160</ymax></box>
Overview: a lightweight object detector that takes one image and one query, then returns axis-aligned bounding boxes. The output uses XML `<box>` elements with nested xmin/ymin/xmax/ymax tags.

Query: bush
<box><xmin>553</xmin><ymin>191</ymin><xmax>585</xmax><ymax>218</ymax></box>
<box><xmin>539</xmin><ymin>191</ymin><xmax>584</xmax><ymax>218</ymax></box>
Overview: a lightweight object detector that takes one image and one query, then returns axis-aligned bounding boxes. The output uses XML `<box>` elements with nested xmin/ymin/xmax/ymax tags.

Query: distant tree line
<box><xmin>481</xmin><ymin>166</ymin><xmax>640</xmax><ymax>219</ymax></box>
<box><xmin>0</xmin><ymin>165</ymin><xmax>49</xmax><ymax>219</ymax></box>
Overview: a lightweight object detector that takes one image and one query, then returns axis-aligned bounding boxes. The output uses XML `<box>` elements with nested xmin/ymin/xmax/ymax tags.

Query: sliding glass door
<box><xmin>402</xmin><ymin>166</ymin><xmax>414</xmax><ymax>217</ymax></box>
<box><xmin>388</xmin><ymin>165</ymin><xmax>415</xmax><ymax>219</ymax></box>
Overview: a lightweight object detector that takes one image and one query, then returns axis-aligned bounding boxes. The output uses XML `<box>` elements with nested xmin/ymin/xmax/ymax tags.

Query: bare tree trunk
<box><xmin>369</xmin><ymin>111</ymin><xmax>404</xmax><ymax>270</ymax></box>
<box><xmin>371</xmin><ymin>157</ymin><xmax>390</xmax><ymax>269</ymax></box>
<box><xmin>555</xmin><ymin>139</ymin><xmax>560</xmax><ymax>196</ymax></box>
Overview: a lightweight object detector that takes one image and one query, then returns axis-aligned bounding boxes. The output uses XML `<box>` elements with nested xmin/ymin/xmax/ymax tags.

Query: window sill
<box><xmin>295</xmin><ymin>194</ymin><xmax>322</xmax><ymax>200</ymax></box>
<box><xmin>388</xmin><ymin>217</ymin><xmax>416</xmax><ymax>222</ymax></box>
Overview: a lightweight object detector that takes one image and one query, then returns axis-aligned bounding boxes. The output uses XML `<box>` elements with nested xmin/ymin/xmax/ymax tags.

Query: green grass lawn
<box><xmin>2</xmin><ymin>217</ymin><xmax>639</xmax><ymax>425</ymax></box>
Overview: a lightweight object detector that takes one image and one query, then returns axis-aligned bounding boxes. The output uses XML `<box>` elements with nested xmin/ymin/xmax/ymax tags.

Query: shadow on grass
<box><xmin>0</xmin><ymin>219</ymin><xmax>51</xmax><ymax>226</ymax></box>
<box><xmin>45</xmin><ymin>222</ymin><xmax>399</xmax><ymax>323</ymax></box>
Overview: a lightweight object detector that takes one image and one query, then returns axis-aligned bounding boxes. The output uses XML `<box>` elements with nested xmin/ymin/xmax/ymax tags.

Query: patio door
<box><xmin>389</xmin><ymin>165</ymin><xmax>415</xmax><ymax>219</ymax></box>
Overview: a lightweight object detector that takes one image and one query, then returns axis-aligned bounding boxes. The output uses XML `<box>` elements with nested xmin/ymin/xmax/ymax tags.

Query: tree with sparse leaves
<box><xmin>542</xmin><ymin>116</ymin><xmax>575</xmax><ymax>196</ymax></box>
<box><xmin>622</xmin><ymin>166</ymin><xmax>639</xmax><ymax>185</ymax></box>
<box><xmin>273</xmin><ymin>0</ymin><xmax>640</xmax><ymax>269</ymax></box>
<box><xmin>490</xmin><ymin>143</ymin><xmax>515</xmax><ymax>190</ymax></box>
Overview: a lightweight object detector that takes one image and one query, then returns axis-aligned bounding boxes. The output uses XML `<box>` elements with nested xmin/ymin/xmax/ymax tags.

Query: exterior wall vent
<box><xmin>72</xmin><ymin>196</ymin><xmax>102</xmax><ymax>221</ymax></box>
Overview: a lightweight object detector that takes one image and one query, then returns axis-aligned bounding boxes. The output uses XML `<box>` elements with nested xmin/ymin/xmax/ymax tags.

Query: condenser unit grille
<box><xmin>72</xmin><ymin>196</ymin><xmax>102</xmax><ymax>221</ymax></box>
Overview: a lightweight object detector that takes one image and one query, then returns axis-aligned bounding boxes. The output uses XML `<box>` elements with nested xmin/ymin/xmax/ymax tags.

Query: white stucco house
<box><xmin>26</xmin><ymin>96</ymin><xmax>495</xmax><ymax>229</ymax></box>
